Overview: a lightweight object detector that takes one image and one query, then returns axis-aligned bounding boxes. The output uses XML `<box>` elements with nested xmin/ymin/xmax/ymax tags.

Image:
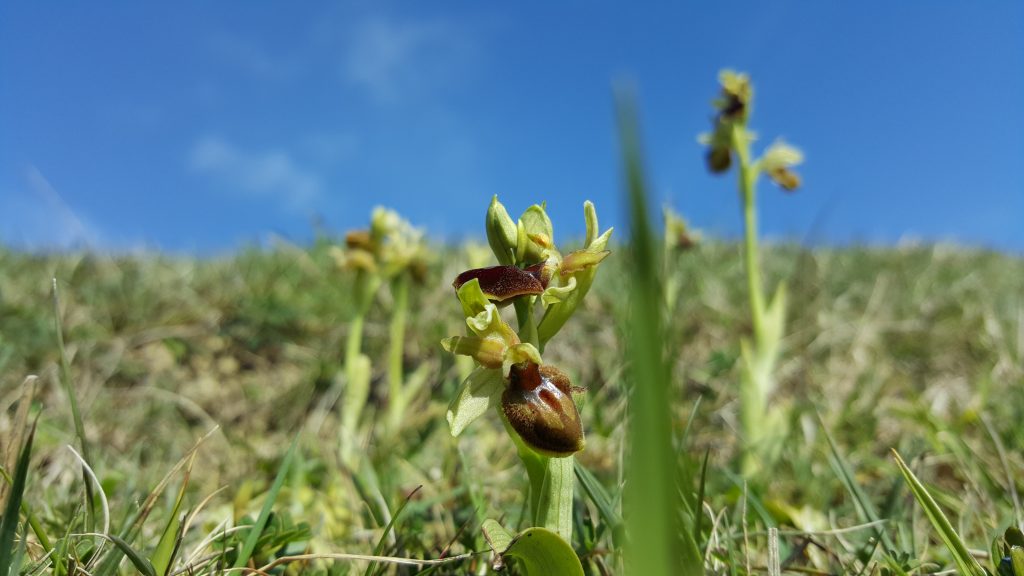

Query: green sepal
<box><xmin>559</xmin><ymin>248</ymin><xmax>610</xmax><ymax>276</ymax></box>
<box><xmin>537</xmin><ymin>203</ymin><xmax>612</xmax><ymax>345</ymax></box>
<box><xmin>541</xmin><ymin>277</ymin><xmax>576</xmax><ymax>306</ymax></box>
<box><xmin>583</xmin><ymin>200</ymin><xmax>599</xmax><ymax>246</ymax></box>
<box><xmin>442</xmin><ymin>336</ymin><xmax>506</xmax><ymax>369</ymax></box>
<box><xmin>446</xmin><ymin>368</ymin><xmax>505</xmax><ymax>437</ymax></box>
<box><xmin>456</xmin><ymin>278</ymin><xmax>519</xmax><ymax>346</ymax></box>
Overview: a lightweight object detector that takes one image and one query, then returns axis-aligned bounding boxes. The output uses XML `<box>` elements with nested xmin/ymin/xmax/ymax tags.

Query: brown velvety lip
<box><xmin>453</xmin><ymin>265</ymin><xmax>545</xmax><ymax>302</ymax></box>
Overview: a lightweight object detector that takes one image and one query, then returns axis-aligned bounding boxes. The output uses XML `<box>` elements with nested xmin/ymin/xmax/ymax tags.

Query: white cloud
<box><xmin>188</xmin><ymin>135</ymin><xmax>322</xmax><ymax>211</ymax></box>
<box><xmin>343</xmin><ymin>16</ymin><xmax>471</xmax><ymax>103</ymax></box>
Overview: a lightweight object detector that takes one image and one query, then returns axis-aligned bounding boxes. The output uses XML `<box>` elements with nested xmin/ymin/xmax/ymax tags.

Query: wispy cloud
<box><xmin>208</xmin><ymin>33</ymin><xmax>299</xmax><ymax>81</ymax></box>
<box><xmin>0</xmin><ymin>166</ymin><xmax>101</xmax><ymax>249</ymax></box>
<box><xmin>187</xmin><ymin>135</ymin><xmax>322</xmax><ymax>211</ymax></box>
<box><xmin>343</xmin><ymin>15</ymin><xmax>474</xmax><ymax>104</ymax></box>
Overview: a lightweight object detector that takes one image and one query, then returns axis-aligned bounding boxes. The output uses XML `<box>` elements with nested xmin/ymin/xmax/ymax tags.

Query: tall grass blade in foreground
<box><xmin>0</xmin><ymin>419</ymin><xmax>35</xmax><ymax>576</ymax></box>
<box><xmin>149</xmin><ymin>458</ymin><xmax>192</xmax><ymax>576</ymax></box>
<box><xmin>616</xmin><ymin>86</ymin><xmax>702</xmax><ymax>575</ymax></box>
<box><xmin>892</xmin><ymin>449</ymin><xmax>988</xmax><ymax>576</ymax></box>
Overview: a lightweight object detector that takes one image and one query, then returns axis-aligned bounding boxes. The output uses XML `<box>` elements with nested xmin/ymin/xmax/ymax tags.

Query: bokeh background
<box><xmin>2</xmin><ymin>2</ymin><xmax>1022</xmax><ymax>252</ymax></box>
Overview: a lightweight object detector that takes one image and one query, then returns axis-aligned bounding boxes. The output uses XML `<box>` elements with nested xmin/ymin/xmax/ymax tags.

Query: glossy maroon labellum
<box><xmin>452</xmin><ymin>262</ymin><xmax>551</xmax><ymax>303</ymax></box>
<box><xmin>502</xmin><ymin>362</ymin><xmax>584</xmax><ymax>457</ymax></box>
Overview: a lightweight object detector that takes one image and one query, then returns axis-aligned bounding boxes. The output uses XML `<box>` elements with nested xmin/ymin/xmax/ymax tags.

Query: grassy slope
<box><xmin>0</xmin><ymin>240</ymin><xmax>1022</xmax><ymax>574</ymax></box>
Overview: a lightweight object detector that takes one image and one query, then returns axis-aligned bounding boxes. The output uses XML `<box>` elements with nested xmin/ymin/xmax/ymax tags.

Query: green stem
<box><xmin>345</xmin><ymin>312</ymin><xmax>365</xmax><ymax>376</ymax></box>
<box><xmin>387</xmin><ymin>273</ymin><xmax>410</xmax><ymax>431</ymax></box>
<box><xmin>513</xmin><ymin>297</ymin><xmax>540</xmax><ymax>349</ymax></box>
<box><xmin>733</xmin><ymin>123</ymin><xmax>765</xmax><ymax>345</ymax></box>
<box><xmin>733</xmin><ymin>123</ymin><xmax>778</xmax><ymax>476</ymax></box>
<box><xmin>502</xmin><ymin>412</ymin><xmax>574</xmax><ymax>542</ymax></box>
<box><xmin>341</xmin><ymin>310</ymin><xmax>367</xmax><ymax>463</ymax></box>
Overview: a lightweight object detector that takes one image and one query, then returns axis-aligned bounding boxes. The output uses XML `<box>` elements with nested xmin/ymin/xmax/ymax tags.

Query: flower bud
<box><xmin>516</xmin><ymin>204</ymin><xmax>555</xmax><ymax>265</ymax></box>
<box><xmin>486</xmin><ymin>196</ymin><xmax>518</xmax><ymax>266</ymax></box>
<box><xmin>502</xmin><ymin>362</ymin><xmax>584</xmax><ymax>457</ymax></box>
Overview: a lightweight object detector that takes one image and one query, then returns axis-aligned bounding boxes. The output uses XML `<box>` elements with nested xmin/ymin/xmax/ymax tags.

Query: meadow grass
<box><xmin>1</xmin><ymin>234</ymin><xmax>1023</xmax><ymax>574</ymax></box>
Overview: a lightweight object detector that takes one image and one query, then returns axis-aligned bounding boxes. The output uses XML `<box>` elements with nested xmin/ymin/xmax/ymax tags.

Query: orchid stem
<box><xmin>387</xmin><ymin>273</ymin><xmax>409</xmax><ymax>432</ymax></box>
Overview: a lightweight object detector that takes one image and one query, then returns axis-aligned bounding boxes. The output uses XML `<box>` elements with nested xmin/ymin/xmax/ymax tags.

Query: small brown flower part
<box><xmin>453</xmin><ymin>266</ymin><xmax>545</xmax><ymax>303</ymax></box>
<box><xmin>767</xmin><ymin>166</ymin><xmax>801</xmax><ymax>192</ymax></box>
<box><xmin>503</xmin><ymin>362</ymin><xmax>584</xmax><ymax>457</ymax></box>
<box><xmin>345</xmin><ymin>230</ymin><xmax>374</xmax><ymax>251</ymax></box>
<box><xmin>523</xmin><ymin>260</ymin><xmax>553</xmax><ymax>288</ymax></box>
<box><xmin>707</xmin><ymin>146</ymin><xmax>732</xmax><ymax>174</ymax></box>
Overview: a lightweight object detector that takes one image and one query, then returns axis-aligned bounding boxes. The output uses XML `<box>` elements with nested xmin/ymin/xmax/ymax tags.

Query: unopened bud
<box><xmin>486</xmin><ymin>196</ymin><xmax>518</xmax><ymax>266</ymax></box>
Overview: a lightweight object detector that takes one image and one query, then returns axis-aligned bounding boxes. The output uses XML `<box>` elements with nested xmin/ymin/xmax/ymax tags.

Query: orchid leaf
<box><xmin>482</xmin><ymin>520</ymin><xmax>583</xmax><ymax>576</ymax></box>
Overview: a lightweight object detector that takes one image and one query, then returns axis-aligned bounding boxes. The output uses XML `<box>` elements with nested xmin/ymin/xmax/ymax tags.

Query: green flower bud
<box><xmin>502</xmin><ymin>362</ymin><xmax>584</xmax><ymax>457</ymax></box>
<box><xmin>516</xmin><ymin>203</ymin><xmax>555</xmax><ymax>265</ymax></box>
<box><xmin>487</xmin><ymin>195</ymin><xmax>518</xmax><ymax>266</ymax></box>
<box><xmin>370</xmin><ymin>206</ymin><xmax>401</xmax><ymax>241</ymax></box>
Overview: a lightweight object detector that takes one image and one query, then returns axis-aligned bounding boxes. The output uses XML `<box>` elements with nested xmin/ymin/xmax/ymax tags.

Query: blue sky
<box><xmin>2</xmin><ymin>2</ymin><xmax>1022</xmax><ymax>253</ymax></box>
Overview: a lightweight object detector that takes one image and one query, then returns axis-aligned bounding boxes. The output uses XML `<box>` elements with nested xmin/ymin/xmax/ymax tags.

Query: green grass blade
<box><xmin>7</xmin><ymin>526</ymin><xmax>26</xmax><ymax>576</ymax></box>
<box><xmin>150</xmin><ymin>458</ymin><xmax>192</xmax><ymax>576</ymax></box>
<box><xmin>105</xmin><ymin>535</ymin><xmax>156</xmax><ymax>576</ymax></box>
<box><xmin>232</xmin><ymin>433</ymin><xmax>300</xmax><ymax>569</ymax></box>
<box><xmin>52</xmin><ymin>279</ymin><xmax>96</xmax><ymax>531</ymax></box>
<box><xmin>693</xmin><ymin>450</ymin><xmax>710</xmax><ymax>554</ymax></box>
<box><xmin>574</xmin><ymin>460</ymin><xmax>624</xmax><ymax>546</ymax></box>
<box><xmin>93</xmin><ymin>427</ymin><xmax>219</xmax><ymax>576</ymax></box>
<box><xmin>821</xmin><ymin>417</ymin><xmax>894</xmax><ymax>553</ymax></box>
<box><xmin>0</xmin><ymin>420</ymin><xmax>36</xmax><ymax>576</ymax></box>
<box><xmin>364</xmin><ymin>485</ymin><xmax>422</xmax><ymax>576</ymax></box>
<box><xmin>616</xmin><ymin>86</ymin><xmax>702</xmax><ymax>576</ymax></box>
<box><xmin>891</xmin><ymin>450</ymin><xmax>987</xmax><ymax>576</ymax></box>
